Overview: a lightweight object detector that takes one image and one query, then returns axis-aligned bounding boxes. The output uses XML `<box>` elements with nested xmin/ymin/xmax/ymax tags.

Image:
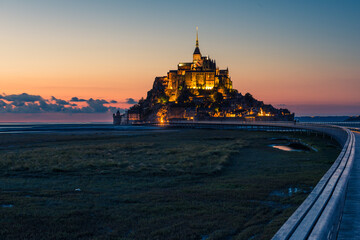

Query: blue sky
<box><xmin>0</xmin><ymin>0</ymin><xmax>359</xmax><ymax>117</ymax></box>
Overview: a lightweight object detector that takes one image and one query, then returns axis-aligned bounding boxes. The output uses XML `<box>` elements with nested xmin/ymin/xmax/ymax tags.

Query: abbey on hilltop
<box><xmin>114</xmin><ymin>28</ymin><xmax>294</xmax><ymax>124</ymax></box>
<box><xmin>158</xmin><ymin>27</ymin><xmax>232</xmax><ymax>102</ymax></box>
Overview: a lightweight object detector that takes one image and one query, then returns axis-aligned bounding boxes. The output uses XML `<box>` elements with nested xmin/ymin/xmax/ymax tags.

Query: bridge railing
<box><xmin>163</xmin><ymin>120</ymin><xmax>350</xmax><ymax>146</ymax></box>
<box><xmin>300</xmin><ymin>121</ymin><xmax>360</xmax><ymax>128</ymax></box>
<box><xmin>271</xmin><ymin>127</ymin><xmax>355</xmax><ymax>240</ymax></box>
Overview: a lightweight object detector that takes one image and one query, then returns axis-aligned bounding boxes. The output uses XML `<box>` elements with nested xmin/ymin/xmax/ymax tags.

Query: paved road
<box><xmin>338</xmin><ymin>131</ymin><xmax>360</xmax><ymax>239</ymax></box>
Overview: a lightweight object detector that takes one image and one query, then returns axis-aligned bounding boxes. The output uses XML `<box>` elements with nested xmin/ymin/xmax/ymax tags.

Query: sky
<box><xmin>0</xmin><ymin>0</ymin><xmax>360</xmax><ymax>121</ymax></box>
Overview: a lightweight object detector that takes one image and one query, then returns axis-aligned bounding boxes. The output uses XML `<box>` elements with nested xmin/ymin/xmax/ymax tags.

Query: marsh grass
<box><xmin>0</xmin><ymin>131</ymin><xmax>247</xmax><ymax>176</ymax></box>
<box><xmin>0</xmin><ymin>129</ymin><xmax>340</xmax><ymax>239</ymax></box>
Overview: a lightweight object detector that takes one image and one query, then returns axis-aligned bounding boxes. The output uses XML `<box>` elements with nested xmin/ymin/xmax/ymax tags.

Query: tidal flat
<box><xmin>0</xmin><ymin>129</ymin><xmax>340</xmax><ymax>240</ymax></box>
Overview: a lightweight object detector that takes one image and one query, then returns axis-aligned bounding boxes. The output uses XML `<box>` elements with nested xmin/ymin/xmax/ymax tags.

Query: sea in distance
<box><xmin>0</xmin><ymin>122</ymin><xmax>162</xmax><ymax>134</ymax></box>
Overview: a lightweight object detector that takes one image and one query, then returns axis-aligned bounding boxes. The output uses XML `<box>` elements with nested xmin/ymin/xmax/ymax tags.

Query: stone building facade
<box><xmin>155</xmin><ymin>28</ymin><xmax>233</xmax><ymax>102</ymax></box>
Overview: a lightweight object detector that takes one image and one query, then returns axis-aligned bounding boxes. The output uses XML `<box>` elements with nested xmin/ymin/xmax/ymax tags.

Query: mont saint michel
<box><xmin>3</xmin><ymin>1</ymin><xmax>359</xmax><ymax>239</ymax></box>
<box><xmin>114</xmin><ymin>29</ymin><xmax>294</xmax><ymax>124</ymax></box>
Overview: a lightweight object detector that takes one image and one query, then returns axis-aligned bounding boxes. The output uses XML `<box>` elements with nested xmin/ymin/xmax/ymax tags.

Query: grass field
<box><xmin>0</xmin><ymin>129</ymin><xmax>340</xmax><ymax>240</ymax></box>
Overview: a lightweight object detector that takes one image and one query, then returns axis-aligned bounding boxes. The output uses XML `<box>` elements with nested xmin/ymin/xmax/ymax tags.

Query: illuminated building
<box><xmin>114</xmin><ymin>28</ymin><xmax>295</xmax><ymax>125</ymax></box>
<box><xmin>155</xmin><ymin>27</ymin><xmax>233</xmax><ymax>102</ymax></box>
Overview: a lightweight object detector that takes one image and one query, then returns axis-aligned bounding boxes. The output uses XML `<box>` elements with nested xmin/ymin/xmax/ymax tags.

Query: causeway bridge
<box><xmin>155</xmin><ymin>120</ymin><xmax>359</xmax><ymax>240</ymax></box>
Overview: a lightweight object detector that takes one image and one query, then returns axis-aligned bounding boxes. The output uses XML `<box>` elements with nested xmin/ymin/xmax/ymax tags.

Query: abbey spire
<box><xmin>193</xmin><ymin>26</ymin><xmax>201</xmax><ymax>61</ymax></box>
<box><xmin>196</xmin><ymin>26</ymin><xmax>199</xmax><ymax>48</ymax></box>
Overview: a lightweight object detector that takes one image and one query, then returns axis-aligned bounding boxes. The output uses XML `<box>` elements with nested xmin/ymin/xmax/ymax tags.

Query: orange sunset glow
<box><xmin>1</xmin><ymin>1</ymin><xmax>360</xmax><ymax>122</ymax></box>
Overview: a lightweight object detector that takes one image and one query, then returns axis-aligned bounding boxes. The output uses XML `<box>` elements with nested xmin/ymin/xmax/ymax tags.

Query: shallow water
<box><xmin>1</xmin><ymin>204</ymin><xmax>14</xmax><ymax>208</ymax></box>
<box><xmin>270</xmin><ymin>187</ymin><xmax>313</xmax><ymax>197</ymax></box>
<box><xmin>270</xmin><ymin>144</ymin><xmax>303</xmax><ymax>152</ymax></box>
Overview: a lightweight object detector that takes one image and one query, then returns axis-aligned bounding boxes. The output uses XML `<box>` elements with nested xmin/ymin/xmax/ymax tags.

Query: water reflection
<box><xmin>270</xmin><ymin>187</ymin><xmax>313</xmax><ymax>197</ymax></box>
<box><xmin>1</xmin><ymin>204</ymin><xmax>14</xmax><ymax>208</ymax></box>
<box><xmin>270</xmin><ymin>144</ymin><xmax>303</xmax><ymax>152</ymax></box>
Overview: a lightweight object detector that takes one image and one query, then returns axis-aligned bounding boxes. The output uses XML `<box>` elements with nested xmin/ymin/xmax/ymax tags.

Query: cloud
<box><xmin>70</xmin><ymin>97</ymin><xmax>87</xmax><ymax>102</ymax></box>
<box><xmin>11</xmin><ymin>100</ymin><xmax>26</xmax><ymax>107</ymax></box>
<box><xmin>12</xmin><ymin>102</ymin><xmax>42</xmax><ymax>113</ymax></box>
<box><xmin>0</xmin><ymin>93</ymin><xmax>43</xmax><ymax>102</ymax></box>
<box><xmin>83</xmin><ymin>98</ymin><xmax>109</xmax><ymax>113</ymax></box>
<box><xmin>0</xmin><ymin>93</ymin><xmax>120</xmax><ymax>114</ymax></box>
<box><xmin>51</xmin><ymin>96</ymin><xmax>69</xmax><ymax>105</ymax></box>
<box><xmin>0</xmin><ymin>93</ymin><xmax>44</xmax><ymax>107</ymax></box>
<box><xmin>0</xmin><ymin>100</ymin><xmax>6</xmax><ymax>107</ymax></box>
<box><xmin>125</xmin><ymin>98</ymin><xmax>137</xmax><ymax>104</ymax></box>
<box><xmin>108</xmin><ymin>106</ymin><xmax>118</xmax><ymax>112</ymax></box>
<box><xmin>39</xmin><ymin>100</ymin><xmax>65</xmax><ymax>112</ymax></box>
<box><xmin>87</xmin><ymin>98</ymin><xmax>108</xmax><ymax>104</ymax></box>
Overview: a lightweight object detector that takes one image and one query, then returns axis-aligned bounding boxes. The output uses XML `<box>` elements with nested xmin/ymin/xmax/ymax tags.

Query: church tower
<box><xmin>193</xmin><ymin>27</ymin><xmax>202</xmax><ymax>62</ymax></box>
